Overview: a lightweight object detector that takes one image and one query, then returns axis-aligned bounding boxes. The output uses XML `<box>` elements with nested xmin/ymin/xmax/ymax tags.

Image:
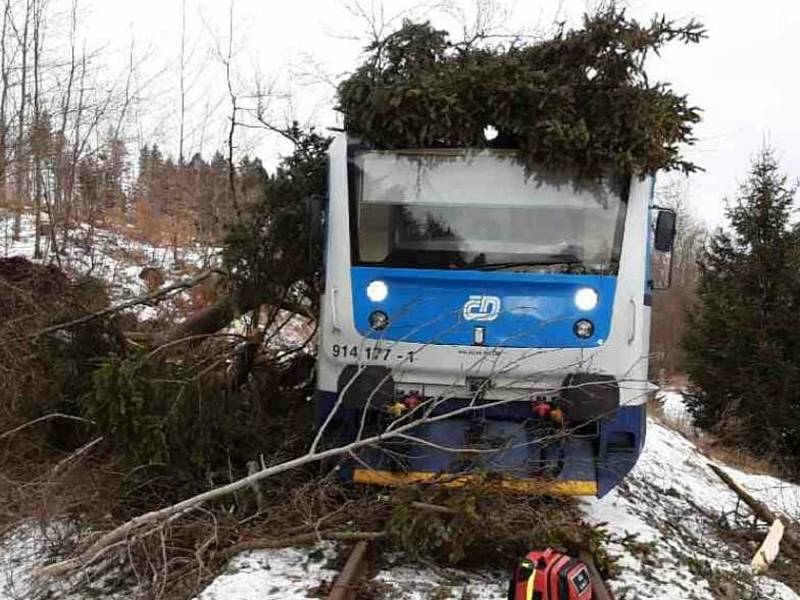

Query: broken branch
<box><xmin>0</xmin><ymin>413</ymin><xmax>93</xmax><ymax>441</ymax></box>
<box><xmin>223</xmin><ymin>531</ymin><xmax>384</xmax><ymax>560</ymax></box>
<box><xmin>708</xmin><ymin>463</ymin><xmax>800</xmax><ymax>557</ymax></box>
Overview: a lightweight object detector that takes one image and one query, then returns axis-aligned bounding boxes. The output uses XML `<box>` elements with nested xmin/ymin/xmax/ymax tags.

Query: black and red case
<box><xmin>510</xmin><ymin>548</ymin><xmax>593</xmax><ymax>600</ymax></box>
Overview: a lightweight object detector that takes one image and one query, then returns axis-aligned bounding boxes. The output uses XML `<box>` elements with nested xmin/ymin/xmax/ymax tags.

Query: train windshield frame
<box><xmin>347</xmin><ymin>149</ymin><xmax>629</xmax><ymax>274</ymax></box>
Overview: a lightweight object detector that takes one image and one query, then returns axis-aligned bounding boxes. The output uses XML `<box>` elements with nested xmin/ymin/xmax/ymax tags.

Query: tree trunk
<box><xmin>158</xmin><ymin>284</ymin><xmax>313</xmax><ymax>344</ymax></box>
<box><xmin>13</xmin><ymin>0</ymin><xmax>31</xmax><ymax>243</ymax></box>
<box><xmin>32</xmin><ymin>0</ymin><xmax>42</xmax><ymax>258</ymax></box>
<box><xmin>708</xmin><ymin>463</ymin><xmax>800</xmax><ymax>557</ymax></box>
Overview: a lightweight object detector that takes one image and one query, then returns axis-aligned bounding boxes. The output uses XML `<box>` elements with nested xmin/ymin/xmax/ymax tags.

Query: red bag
<box><xmin>509</xmin><ymin>548</ymin><xmax>593</xmax><ymax>600</ymax></box>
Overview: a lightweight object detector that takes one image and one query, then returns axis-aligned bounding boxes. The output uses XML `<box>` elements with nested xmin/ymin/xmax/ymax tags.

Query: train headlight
<box><xmin>573</xmin><ymin>319</ymin><xmax>594</xmax><ymax>339</ymax></box>
<box><xmin>369</xmin><ymin>310</ymin><xmax>389</xmax><ymax>331</ymax></box>
<box><xmin>366</xmin><ymin>280</ymin><xmax>388</xmax><ymax>302</ymax></box>
<box><xmin>574</xmin><ymin>287</ymin><xmax>598</xmax><ymax>311</ymax></box>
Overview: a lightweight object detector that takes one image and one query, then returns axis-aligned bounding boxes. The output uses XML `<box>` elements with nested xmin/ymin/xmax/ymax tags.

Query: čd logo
<box><xmin>463</xmin><ymin>295</ymin><xmax>501</xmax><ymax>322</ymax></box>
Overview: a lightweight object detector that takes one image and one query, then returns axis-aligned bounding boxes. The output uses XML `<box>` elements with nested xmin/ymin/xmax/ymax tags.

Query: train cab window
<box><xmin>348</xmin><ymin>149</ymin><xmax>629</xmax><ymax>274</ymax></box>
<box><xmin>358</xmin><ymin>203</ymin><xmax>391</xmax><ymax>262</ymax></box>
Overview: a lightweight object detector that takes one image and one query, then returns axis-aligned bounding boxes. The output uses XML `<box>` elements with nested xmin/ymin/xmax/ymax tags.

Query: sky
<box><xmin>79</xmin><ymin>0</ymin><xmax>800</xmax><ymax>228</ymax></box>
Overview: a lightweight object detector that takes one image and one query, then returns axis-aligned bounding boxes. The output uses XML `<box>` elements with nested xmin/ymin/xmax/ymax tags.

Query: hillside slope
<box><xmin>0</xmin><ymin>213</ymin><xmax>217</xmax><ymax>309</ymax></box>
<box><xmin>1</xmin><ymin>216</ymin><xmax>798</xmax><ymax>598</ymax></box>
<box><xmin>587</xmin><ymin>400</ymin><xmax>799</xmax><ymax>599</ymax></box>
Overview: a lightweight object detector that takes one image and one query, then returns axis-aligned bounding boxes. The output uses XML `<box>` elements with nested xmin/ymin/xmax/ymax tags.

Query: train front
<box><xmin>315</xmin><ymin>135</ymin><xmax>656</xmax><ymax>498</ymax></box>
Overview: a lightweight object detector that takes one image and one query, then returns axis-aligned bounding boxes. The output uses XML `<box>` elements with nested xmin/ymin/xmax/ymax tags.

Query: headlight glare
<box><xmin>574</xmin><ymin>287</ymin><xmax>598</xmax><ymax>311</ymax></box>
<box><xmin>367</xmin><ymin>280</ymin><xmax>389</xmax><ymax>302</ymax></box>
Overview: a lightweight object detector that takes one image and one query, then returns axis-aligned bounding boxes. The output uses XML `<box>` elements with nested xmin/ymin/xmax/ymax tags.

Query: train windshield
<box><xmin>348</xmin><ymin>149</ymin><xmax>629</xmax><ymax>274</ymax></box>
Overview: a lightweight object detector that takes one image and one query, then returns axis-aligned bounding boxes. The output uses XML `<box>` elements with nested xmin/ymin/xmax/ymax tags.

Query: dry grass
<box><xmin>0</xmin><ymin>258</ymin><xmax>122</xmax><ymax>530</ymax></box>
<box><xmin>694</xmin><ymin>436</ymin><xmax>785</xmax><ymax>479</ymax></box>
<box><xmin>649</xmin><ymin>379</ymin><xmax>786</xmax><ymax>479</ymax></box>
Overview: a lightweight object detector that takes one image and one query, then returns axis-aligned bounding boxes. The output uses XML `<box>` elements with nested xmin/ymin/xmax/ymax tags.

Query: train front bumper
<box><xmin>314</xmin><ymin>374</ymin><xmax>646</xmax><ymax>498</ymax></box>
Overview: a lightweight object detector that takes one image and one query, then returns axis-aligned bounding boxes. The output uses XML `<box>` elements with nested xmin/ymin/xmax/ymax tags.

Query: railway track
<box><xmin>327</xmin><ymin>540</ymin><xmax>371</xmax><ymax>600</ymax></box>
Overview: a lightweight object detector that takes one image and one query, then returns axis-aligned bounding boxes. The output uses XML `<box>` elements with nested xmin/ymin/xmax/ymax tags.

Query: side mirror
<box><xmin>651</xmin><ymin>207</ymin><xmax>677</xmax><ymax>290</ymax></box>
<box><xmin>654</xmin><ymin>209</ymin><xmax>677</xmax><ymax>252</ymax></box>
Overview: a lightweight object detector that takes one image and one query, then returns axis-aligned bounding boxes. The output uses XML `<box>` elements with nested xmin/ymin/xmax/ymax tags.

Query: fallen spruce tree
<box><xmin>37</xmin><ymin>4</ymin><xmax>705</xmax><ymax>581</ymax></box>
<box><xmin>0</xmin><ymin>257</ymin><xmax>123</xmax><ymax>522</ymax></box>
<box><xmin>338</xmin><ymin>7</ymin><xmax>704</xmax><ymax>179</ymax></box>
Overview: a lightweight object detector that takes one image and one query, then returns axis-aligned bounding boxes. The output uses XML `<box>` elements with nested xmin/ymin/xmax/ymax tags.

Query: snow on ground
<box><xmin>659</xmin><ymin>389</ymin><xmax>693</xmax><ymax>427</ymax></box>
<box><xmin>196</xmin><ymin>546</ymin><xmax>509</xmax><ymax>600</ymax></box>
<box><xmin>0</xmin><ymin>521</ymin><xmax>137</xmax><ymax>600</ymax></box>
<box><xmin>196</xmin><ymin>544</ymin><xmax>340</xmax><ymax>600</ymax></box>
<box><xmin>0</xmin><ymin>213</ymin><xmax>316</xmax><ymax>349</ymax></box>
<box><xmin>0</xmin><ymin>213</ymin><xmax>219</xmax><ymax>310</ymax></box>
<box><xmin>370</xmin><ymin>563</ymin><xmax>508</xmax><ymax>599</ymax></box>
<box><xmin>2</xmin><ymin>392</ymin><xmax>798</xmax><ymax>599</ymax></box>
<box><xmin>585</xmin><ymin>392</ymin><xmax>800</xmax><ymax>600</ymax></box>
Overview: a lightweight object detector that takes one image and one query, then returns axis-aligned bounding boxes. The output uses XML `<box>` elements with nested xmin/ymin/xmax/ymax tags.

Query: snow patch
<box><xmin>3</xmin><ymin>376</ymin><xmax>798</xmax><ymax>596</ymax></box>
<box><xmin>194</xmin><ymin>403</ymin><xmax>800</xmax><ymax>599</ymax></box>
<box><xmin>659</xmin><ymin>389</ymin><xmax>692</xmax><ymax>425</ymax></box>
<box><xmin>585</xmin><ymin>412</ymin><xmax>800</xmax><ymax>599</ymax></box>
<box><xmin>372</xmin><ymin>563</ymin><xmax>508</xmax><ymax>599</ymax></box>
<box><xmin>0</xmin><ymin>213</ymin><xmax>220</xmax><ymax>308</ymax></box>
<box><xmin>0</xmin><ymin>521</ymin><xmax>138</xmax><ymax>600</ymax></box>
<box><xmin>195</xmin><ymin>544</ymin><xmax>339</xmax><ymax>600</ymax></box>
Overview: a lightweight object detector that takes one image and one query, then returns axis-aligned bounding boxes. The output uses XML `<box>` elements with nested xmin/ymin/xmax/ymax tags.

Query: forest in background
<box><xmin>0</xmin><ymin>0</ymin><xmax>317</xmax><ymax>263</ymax></box>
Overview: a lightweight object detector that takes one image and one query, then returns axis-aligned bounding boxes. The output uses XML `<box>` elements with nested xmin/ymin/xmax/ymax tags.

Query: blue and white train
<box><xmin>314</xmin><ymin>134</ymin><xmax>675</xmax><ymax>497</ymax></box>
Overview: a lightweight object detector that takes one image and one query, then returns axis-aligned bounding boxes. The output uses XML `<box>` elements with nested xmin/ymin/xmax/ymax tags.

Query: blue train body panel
<box><xmin>350</xmin><ymin>267</ymin><xmax>617</xmax><ymax>348</ymax></box>
<box><xmin>597</xmin><ymin>405</ymin><xmax>647</xmax><ymax>496</ymax></box>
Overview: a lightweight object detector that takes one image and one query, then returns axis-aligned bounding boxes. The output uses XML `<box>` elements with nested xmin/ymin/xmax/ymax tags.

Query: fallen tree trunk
<box><xmin>752</xmin><ymin>519</ymin><xmax>785</xmax><ymax>574</ymax></box>
<box><xmin>223</xmin><ymin>531</ymin><xmax>384</xmax><ymax>560</ymax></box>
<box><xmin>708</xmin><ymin>463</ymin><xmax>800</xmax><ymax>557</ymax></box>
<box><xmin>33</xmin><ymin>267</ymin><xmax>314</xmax><ymax>347</ymax></box>
<box><xmin>158</xmin><ymin>295</ymin><xmax>239</xmax><ymax>344</ymax></box>
<box><xmin>157</xmin><ymin>284</ymin><xmax>314</xmax><ymax>344</ymax></box>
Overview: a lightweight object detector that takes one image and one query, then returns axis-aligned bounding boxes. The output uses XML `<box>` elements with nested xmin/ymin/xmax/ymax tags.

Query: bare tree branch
<box><xmin>0</xmin><ymin>413</ymin><xmax>93</xmax><ymax>441</ymax></box>
<box><xmin>33</xmin><ymin>269</ymin><xmax>222</xmax><ymax>338</ymax></box>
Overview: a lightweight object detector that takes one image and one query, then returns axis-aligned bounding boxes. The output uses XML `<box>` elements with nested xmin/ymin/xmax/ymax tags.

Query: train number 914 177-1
<box><xmin>330</xmin><ymin>344</ymin><xmax>414</xmax><ymax>363</ymax></box>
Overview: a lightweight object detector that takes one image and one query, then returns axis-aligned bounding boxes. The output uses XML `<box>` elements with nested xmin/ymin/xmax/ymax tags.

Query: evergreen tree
<box><xmin>337</xmin><ymin>8</ymin><xmax>705</xmax><ymax>180</ymax></box>
<box><xmin>683</xmin><ymin>148</ymin><xmax>800</xmax><ymax>463</ymax></box>
<box><xmin>222</xmin><ymin>123</ymin><xmax>330</xmax><ymax>317</ymax></box>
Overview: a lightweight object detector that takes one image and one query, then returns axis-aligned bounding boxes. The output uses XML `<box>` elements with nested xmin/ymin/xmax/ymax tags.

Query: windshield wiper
<box><xmin>474</xmin><ymin>258</ymin><xmax>583</xmax><ymax>272</ymax></box>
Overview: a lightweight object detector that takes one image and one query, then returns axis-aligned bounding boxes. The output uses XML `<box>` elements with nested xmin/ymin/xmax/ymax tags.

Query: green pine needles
<box><xmin>337</xmin><ymin>6</ymin><xmax>705</xmax><ymax>180</ymax></box>
<box><xmin>683</xmin><ymin>148</ymin><xmax>800</xmax><ymax>463</ymax></box>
